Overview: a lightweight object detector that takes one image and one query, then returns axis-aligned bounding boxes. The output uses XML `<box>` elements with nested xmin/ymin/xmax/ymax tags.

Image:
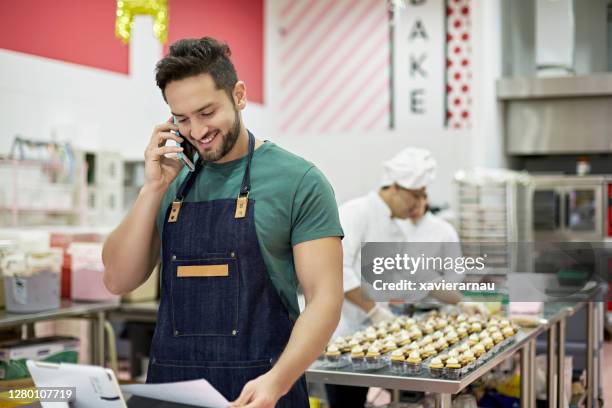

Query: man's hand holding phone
<box><xmin>143</xmin><ymin>118</ymin><xmax>186</xmax><ymax>192</ymax></box>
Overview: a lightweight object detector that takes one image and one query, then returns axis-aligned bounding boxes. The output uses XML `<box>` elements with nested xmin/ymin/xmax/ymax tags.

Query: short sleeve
<box><xmin>290</xmin><ymin>166</ymin><xmax>344</xmax><ymax>246</ymax></box>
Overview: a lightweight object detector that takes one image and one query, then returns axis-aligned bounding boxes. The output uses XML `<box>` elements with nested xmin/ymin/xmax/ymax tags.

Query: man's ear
<box><xmin>233</xmin><ymin>81</ymin><xmax>247</xmax><ymax>110</ymax></box>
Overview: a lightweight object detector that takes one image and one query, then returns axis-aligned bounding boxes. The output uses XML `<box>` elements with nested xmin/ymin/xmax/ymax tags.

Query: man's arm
<box><xmin>102</xmin><ymin>121</ymin><xmax>184</xmax><ymax>294</ymax></box>
<box><xmin>231</xmin><ymin>237</ymin><xmax>342</xmax><ymax>407</ymax></box>
<box><xmin>102</xmin><ymin>185</ymin><xmax>164</xmax><ymax>294</ymax></box>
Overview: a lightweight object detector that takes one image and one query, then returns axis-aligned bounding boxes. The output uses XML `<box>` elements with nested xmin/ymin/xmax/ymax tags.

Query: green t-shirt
<box><xmin>156</xmin><ymin>140</ymin><xmax>344</xmax><ymax>320</ymax></box>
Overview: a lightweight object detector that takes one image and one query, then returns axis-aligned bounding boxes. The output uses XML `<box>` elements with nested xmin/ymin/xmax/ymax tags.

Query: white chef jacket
<box><xmin>335</xmin><ymin>191</ymin><xmax>462</xmax><ymax>336</ymax></box>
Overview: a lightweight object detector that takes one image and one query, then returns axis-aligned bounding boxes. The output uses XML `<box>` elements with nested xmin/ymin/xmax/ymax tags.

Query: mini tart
<box><xmin>428</xmin><ymin>357</ymin><xmax>444</xmax><ymax>369</ymax></box>
<box><xmin>479</xmin><ymin>330</ymin><xmax>490</xmax><ymax>340</ymax></box>
<box><xmin>502</xmin><ymin>326</ymin><xmax>515</xmax><ymax>338</ymax></box>
<box><xmin>487</xmin><ymin>325</ymin><xmax>500</xmax><ymax>334</ymax></box>
<box><xmin>456</xmin><ymin>314</ymin><xmax>468</xmax><ymax>323</ymax></box>
<box><xmin>376</xmin><ymin>328</ymin><xmax>388</xmax><ymax>339</ymax></box>
<box><xmin>499</xmin><ymin>319</ymin><xmax>511</xmax><ymax>328</ymax></box>
<box><xmin>390</xmin><ymin>349</ymin><xmax>406</xmax><ymax>363</ymax></box>
<box><xmin>432</xmin><ymin>331</ymin><xmax>444</xmax><ymax>341</ymax></box>
<box><xmin>443</xmin><ymin>325</ymin><xmax>454</xmax><ymax>334</ymax></box>
<box><xmin>438</xmin><ymin>353</ymin><xmax>449</xmax><ymax>363</ymax></box>
<box><xmin>467</xmin><ymin>316</ymin><xmax>481</xmax><ymax>324</ymax></box>
<box><xmin>468</xmin><ymin>333</ymin><xmax>480</xmax><ymax>346</ymax></box>
<box><xmin>482</xmin><ymin>338</ymin><xmax>494</xmax><ymax>350</ymax></box>
<box><xmin>445</xmin><ymin>357</ymin><xmax>462</xmax><ymax>369</ymax></box>
<box><xmin>406</xmin><ymin>351</ymin><xmax>422</xmax><ymax>364</ymax></box>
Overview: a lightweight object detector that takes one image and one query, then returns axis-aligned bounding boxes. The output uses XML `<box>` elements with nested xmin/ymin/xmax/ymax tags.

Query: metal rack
<box><xmin>454</xmin><ymin>169</ymin><xmax>533</xmax><ymax>275</ymax></box>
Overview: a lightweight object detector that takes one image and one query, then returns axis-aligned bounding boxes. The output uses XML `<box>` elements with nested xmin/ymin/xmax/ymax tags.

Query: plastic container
<box><xmin>1</xmin><ymin>249</ymin><xmax>62</xmax><ymax>313</ymax></box>
<box><xmin>69</xmin><ymin>243</ymin><xmax>119</xmax><ymax>302</ymax></box>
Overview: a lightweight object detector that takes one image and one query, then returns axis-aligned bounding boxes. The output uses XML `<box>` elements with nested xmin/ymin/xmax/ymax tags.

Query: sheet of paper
<box><xmin>121</xmin><ymin>379</ymin><xmax>230</xmax><ymax>408</ymax></box>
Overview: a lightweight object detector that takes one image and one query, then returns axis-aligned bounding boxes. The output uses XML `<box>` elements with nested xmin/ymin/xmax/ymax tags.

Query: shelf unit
<box><xmin>0</xmin><ymin>159</ymin><xmax>87</xmax><ymax>227</ymax></box>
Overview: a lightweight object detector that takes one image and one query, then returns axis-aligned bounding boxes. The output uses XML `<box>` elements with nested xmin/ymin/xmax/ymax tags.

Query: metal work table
<box><xmin>306</xmin><ymin>303</ymin><xmax>593</xmax><ymax>408</ymax></box>
<box><xmin>109</xmin><ymin>301</ymin><xmax>159</xmax><ymax>323</ymax></box>
<box><xmin>109</xmin><ymin>301</ymin><xmax>600</xmax><ymax>407</ymax></box>
<box><xmin>0</xmin><ymin>300</ymin><xmax>119</xmax><ymax>366</ymax></box>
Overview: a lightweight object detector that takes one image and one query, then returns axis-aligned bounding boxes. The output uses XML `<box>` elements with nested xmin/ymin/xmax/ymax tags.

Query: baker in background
<box><xmin>327</xmin><ymin>147</ymin><xmax>472</xmax><ymax>408</ymax></box>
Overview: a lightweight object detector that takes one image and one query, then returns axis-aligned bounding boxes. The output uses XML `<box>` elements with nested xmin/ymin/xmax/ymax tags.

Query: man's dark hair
<box><xmin>155</xmin><ymin>37</ymin><xmax>238</xmax><ymax>101</ymax></box>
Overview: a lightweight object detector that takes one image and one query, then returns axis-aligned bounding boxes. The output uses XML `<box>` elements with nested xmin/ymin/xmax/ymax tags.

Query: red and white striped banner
<box><xmin>278</xmin><ymin>0</ymin><xmax>391</xmax><ymax>133</ymax></box>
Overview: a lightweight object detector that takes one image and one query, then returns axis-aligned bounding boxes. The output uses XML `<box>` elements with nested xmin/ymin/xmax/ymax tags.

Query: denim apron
<box><xmin>147</xmin><ymin>132</ymin><xmax>309</xmax><ymax>407</ymax></box>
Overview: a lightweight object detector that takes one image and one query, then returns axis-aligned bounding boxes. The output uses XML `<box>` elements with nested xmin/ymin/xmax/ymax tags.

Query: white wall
<box><xmin>0</xmin><ymin>1</ymin><xmax>505</xmax><ymax>212</ymax></box>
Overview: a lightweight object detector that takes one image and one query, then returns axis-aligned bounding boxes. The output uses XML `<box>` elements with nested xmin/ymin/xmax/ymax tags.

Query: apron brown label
<box><xmin>177</xmin><ymin>264</ymin><xmax>229</xmax><ymax>277</ymax></box>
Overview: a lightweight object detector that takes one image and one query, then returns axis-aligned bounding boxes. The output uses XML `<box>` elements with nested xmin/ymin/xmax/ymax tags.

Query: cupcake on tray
<box><xmin>445</xmin><ymin>357</ymin><xmax>462</xmax><ymax>379</ymax></box>
<box><xmin>421</xmin><ymin>344</ymin><xmax>438</xmax><ymax>359</ymax></box>
<box><xmin>325</xmin><ymin>345</ymin><xmax>342</xmax><ymax>363</ymax></box>
<box><xmin>390</xmin><ymin>349</ymin><xmax>406</xmax><ymax>373</ymax></box>
<box><xmin>446</xmin><ymin>331</ymin><xmax>459</xmax><ymax>346</ymax></box>
<box><xmin>460</xmin><ymin>350</ymin><xmax>476</xmax><ymax>372</ymax></box>
<box><xmin>383</xmin><ymin>340</ymin><xmax>398</xmax><ymax>354</ymax></box>
<box><xmin>428</xmin><ymin>357</ymin><xmax>445</xmax><ymax>377</ymax></box>
<box><xmin>406</xmin><ymin>351</ymin><xmax>422</xmax><ymax>374</ymax></box>
<box><xmin>482</xmin><ymin>337</ymin><xmax>494</xmax><ymax>352</ymax></box>
<box><xmin>389</xmin><ymin>322</ymin><xmax>402</xmax><ymax>333</ymax></box>
<box><xmin>472</xmin><ymin>343</ymin><xmax>486</xmax><ymax>360</ymax></box>
<box><xmin>469</xmin><ymin>322</ymin><xmax>483</xmax><ymax>334</ymax></box>
<box><xmin>434</xmin><ymin>338</ymin><xmax>449</xmax><ymax>353</ymax></box>
<box><xmin>467</xmin><ymin>333</ymin><xmax>480</xmax><ymax>346</ymax></box>
<box><xmin>456</xmin><ymin>326</ymin><xmax>468</xmax><ymax>339</ymax></box>
<box><xmin>397</xmin><ymin>330</ymin><xmax>412</xmax><ymax>347</ymax></box>
<box><xmin>502</xmin><ymin>325</ymin><xmax>516</xmax><ymax>339</ymax></box>
<box><xmin>422</xmin><ymin>322</ymin><xmax>435</xmax><ymax>335</ymax></box>
<box><xmin>432</xmin><ymin>331</ymin><xmax>444</xmax><ymax>341</ymax></box>
<box><xmin>365</xmin><ymin>345</ymin><xmax>382</xmax><ymax>367</ymax></box>
<box><xmin>351</xmin><ymin>345</ymin><xmax>366</xmax><ymax>369</ymax></box>
<box><xmin>410</xmin><ymin>327</ymin><xmax>424</xmax><ymax>340</ymax></box>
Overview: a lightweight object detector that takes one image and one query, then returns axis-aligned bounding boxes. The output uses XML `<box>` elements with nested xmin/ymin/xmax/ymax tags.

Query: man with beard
<box><xmin>102</xmin><ymin>37</ymin><xmax>344</xmax><ymax>408</ymax></box>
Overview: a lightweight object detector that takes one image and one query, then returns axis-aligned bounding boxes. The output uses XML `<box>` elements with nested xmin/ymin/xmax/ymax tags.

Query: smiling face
<box><xmin>165</xmin><ymin>73</ymin><xmax>246</xmax><ymax>163</ymax></box>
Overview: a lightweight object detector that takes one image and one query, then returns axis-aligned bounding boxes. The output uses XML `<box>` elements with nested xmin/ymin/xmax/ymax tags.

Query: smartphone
<box><xmin>164</xmin><ymin>117</ymin><xmax>195</xmax><ymax>172</ymax></box>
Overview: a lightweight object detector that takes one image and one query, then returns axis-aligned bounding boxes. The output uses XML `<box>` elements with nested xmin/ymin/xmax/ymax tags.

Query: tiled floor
<box><xmin>603</xmin><ymin>341</ymin><xmax>611</xmax><ymax>405</ymax></box>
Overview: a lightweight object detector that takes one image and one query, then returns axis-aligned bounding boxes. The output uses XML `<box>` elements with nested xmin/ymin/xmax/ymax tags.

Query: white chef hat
<box><xmin>380</xmin><ymin>147</ymin><xmax>437</xmax><ymax>189</ymax></box>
